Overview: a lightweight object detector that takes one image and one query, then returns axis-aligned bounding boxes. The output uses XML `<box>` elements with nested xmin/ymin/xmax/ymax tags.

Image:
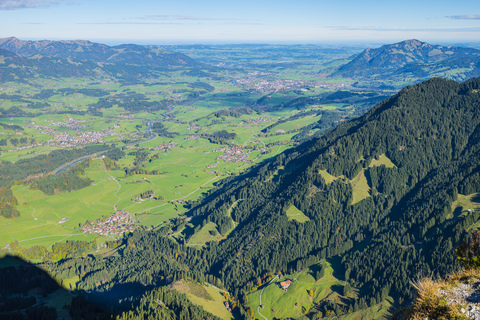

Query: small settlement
<box><xmin>213</xmin><ymin>145</ymin><xmax>249</xmax><ymax>163</ymax></box>
<box><xmin>82</xmin><ymin>210</ymin><xmax>138</xmax><ymax>236</ymax></box>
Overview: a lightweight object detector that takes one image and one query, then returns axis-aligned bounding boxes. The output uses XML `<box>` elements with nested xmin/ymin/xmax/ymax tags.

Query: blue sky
<box><xmin>1</xmin><ymin>0</ymin><xmax>480</xmax><ymax>45</ymax></box>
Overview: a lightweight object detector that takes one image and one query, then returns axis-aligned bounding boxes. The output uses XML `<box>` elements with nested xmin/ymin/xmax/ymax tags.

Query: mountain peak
<box><xmin>0</xmin><ymin>36</ymin><xmax>21</xmax><ymax>45</ymax></box>
<box><xmin>402</xmin><ymin>39</ymin><xmax>423</xmax><ymax>46</ymax></box>
<box><xmin>332</xmin><ymin>39</ymin><xmax>480</xmax><ymax>82</ymax></box>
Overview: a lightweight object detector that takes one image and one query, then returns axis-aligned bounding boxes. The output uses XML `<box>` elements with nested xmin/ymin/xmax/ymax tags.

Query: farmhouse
<box><xmin>279</xmin><ymin>280</ymin><xmax>292</xmax><ymax>290</ymax></box>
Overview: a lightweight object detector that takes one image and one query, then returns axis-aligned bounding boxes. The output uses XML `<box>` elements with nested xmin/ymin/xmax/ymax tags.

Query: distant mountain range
<box><xmin>332</xmin><ymin>39</ymin><xmax>480</xmax><ymax>83</ymax></box>
<box><xmin>0</xmin><ymin>37</ymin><xmax>202</xmax><ymax>82</ymax></box>
<box><xmin>0</xmin><ymin>37</ymin><xmax>198</xmax><ymax>68</ymax></box>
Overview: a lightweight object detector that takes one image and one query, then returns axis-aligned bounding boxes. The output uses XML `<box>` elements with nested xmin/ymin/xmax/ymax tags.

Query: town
<box><xmin>232</xmin><ymin>76</ymin><xmax>348</xmax><ymax>93</ymax></box>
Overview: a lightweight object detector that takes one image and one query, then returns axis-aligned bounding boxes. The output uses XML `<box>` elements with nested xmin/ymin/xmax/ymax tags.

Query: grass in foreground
<box><xmin>396</xmin><ymin>268</ymin><xmax>480</xmax><ymax>320</ymax></box>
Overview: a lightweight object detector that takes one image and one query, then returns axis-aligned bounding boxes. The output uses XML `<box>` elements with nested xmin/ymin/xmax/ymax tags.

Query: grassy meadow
<box><xmin>248</xmin><ymin>260</ymin><xmax>353</xmax><ymax>320</ymax></box>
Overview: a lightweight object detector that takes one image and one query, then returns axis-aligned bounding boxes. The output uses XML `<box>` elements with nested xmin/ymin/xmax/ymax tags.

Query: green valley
<box><xmin>2</xmin><ymin>37</ymin><xmax>480</xmax><ymax>320</ymax></box>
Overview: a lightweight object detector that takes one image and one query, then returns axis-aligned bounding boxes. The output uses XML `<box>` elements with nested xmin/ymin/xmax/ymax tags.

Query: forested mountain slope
<box><xmin>0</xmin><ymin>43</ymin><xmax>201</xmax><ymax>82</ymax></box>
<box><xmin>0</xmin><ymin>37</ymin><xmax>199</xmax><ymax>68</ymax></box>
<box><xmin>332</xmin><ymin>39</ymin><xmax>480</xmax><ymax>82</ymax></box>
<box><xmin>47</xmin><ymin>77</ymin><xmax>480</xmax><ymax>318</ymax></box>
<box><xmin>0</xmin><ymin>48</ymin><xmax>101</xmax><ymax>82</ymax></box>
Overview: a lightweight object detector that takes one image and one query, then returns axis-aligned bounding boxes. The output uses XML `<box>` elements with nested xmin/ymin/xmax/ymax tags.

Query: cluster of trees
<box><xmin>1</xmin><ymin>145</ymin><xmax>110</xmax><ymax>188</ymax></box>
<box><xmin>102</xmin><ymin>148</ymin><xmax>125</xmax><ymax>170</ymax></box>
<box><xmin>88</xmin><ymin>93</ymin><xmax>172</xmax><ymax>114</ymax></box>
<box><xmin>50</xmin><ymin>240</ymin><xmax>98</xmax><ymax>261</ymax></box>
<box><xmin>30</xmin><ymin>171</ymin><xmax>92</xmax><ymax>195</ymax></box>
<box><xmin>4</xmin><ymin>137</ymin><xmax>33</xmax><ymax>146</ymax></box>
<box><xmin>0</xmin><ymin>186</ymin><xmax>19</xmax><ymax>218</ymax></box>
<box><xmin>124</xmin><ymin>168</ymin><xmax>165</xmax><ymax>177</ymax></box>
<box><xmin>188</xmin><ymin>81</ymin><xmax>215</xmax><ymax>93</ymax></box>
<box><xmin>213</xmin><ymin>106</ymin><xmax>258</xmax><ymax>118</ymax></box>
<box><xmin>0</xmin><ymin>123</ymin><xmax>23</xmax><ymax>132</ymax></box>
<box><xmin>132</xmin><ymin>190</ymin><xmax>154</xmax><ymax>201</ymax></box>
<box><xmin>29</xmin><ymin>159</ymin><xmax>93</xmax><ymax>195</ymax></box>
<box><xmin>104</xmin><ymin>148</ymin><xmax>126</xmax><ymax>161</ymax></box>
<box><xmin>150</xmin><ymin>122</ymin><xmax>177</xmax><ymax>138</ymax></box>
<box><xmin>203</xmin><ymin>130</ymin><xmax>237</xmax><ymax>144</ymax></box>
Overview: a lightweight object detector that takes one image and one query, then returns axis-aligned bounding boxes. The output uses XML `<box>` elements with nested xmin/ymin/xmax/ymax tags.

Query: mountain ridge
<box><xmin>0</xmin><ymin>37</ymin><xmax>199</xmax><ymax>68</ymax></box>
<box><xmin>332</xmin><ymin>39</ymin><xmax>480</xmax><ymax>83</ymax></box>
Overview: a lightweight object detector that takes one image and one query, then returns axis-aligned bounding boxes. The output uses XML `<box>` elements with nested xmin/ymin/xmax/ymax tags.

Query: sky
<box><xmin>1</xmin><ymin>0</ymin><xmax>480</xmax><ymax>45</ymax></box>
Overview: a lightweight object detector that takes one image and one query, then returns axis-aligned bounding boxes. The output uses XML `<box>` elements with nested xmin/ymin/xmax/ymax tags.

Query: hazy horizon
<box><xmin>3</xmin><ymin>36</ymin><xmax>480</xmax><ymax>51</ymax></box>
<box><xmin>1</xmin><ymin>0</ymin><xmax>479</xmax><ymax>44</ymax></box>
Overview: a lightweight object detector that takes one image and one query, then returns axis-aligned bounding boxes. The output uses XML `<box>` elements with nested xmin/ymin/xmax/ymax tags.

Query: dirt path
<box><xmin>258</xmin><ymin>287</ymin><xmax>268</xmax><ymax>320</ymax></box>
<box><xmin>107</xmin><ymin>172</ymin><xmax>122</xmax><ymax>209</ymax></box>
<box><xmin>257</xmin><ymin>276</ymin><xmax>278</xmax><ymax>320</ymax></box>
<box><xmin>17</xmin><ymin>234</ymin><xmax>79</xmax><ymax>243</ymax></box>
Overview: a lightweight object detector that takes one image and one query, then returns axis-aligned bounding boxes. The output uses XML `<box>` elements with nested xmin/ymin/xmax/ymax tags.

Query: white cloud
<box><xmin>448</xmin><ymin>14</ymin><xmax>480</xmax><ymax>20</ymax></box>
<box><xmin>0</xmin><ymin>0</ymin><xmax>69</xmax><ymax>10</ymax></box>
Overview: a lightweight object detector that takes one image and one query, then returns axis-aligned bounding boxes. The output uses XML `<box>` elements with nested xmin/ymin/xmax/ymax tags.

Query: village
<box><xmin>241</xmin><ymin>116</ymin><xmax>272</xmax><ymax>126</ymax></box>
<box><xmin>152</xmin><ymin>141</ymin><xmax>178</xmax><ymax>152</ymax></box>
<box><xmin>51</xmin><ymin>129</ymin><xmax>118</xmax><ymax>148</ymax></box>
<box><xmin>184</xmin><ymin>134</ymin><xmax>200</xmax><ymax>141</ymax></box>
<box><xmin>49</xmin><ymin>117</ymin><xmax>87</xmax><ymax>131</ymax></box>
<box><xmin>213</xmin><ymin>145</ymin><xmax>250</xmax><ymax>163</ymax></box>
<box><xmin>81</xmin><ymin>210</ymin><xmax>138</xmax><ymax>236</ymax></box>
<box><xmin>23</xmin><ymin>117</ymin><xmax>124</xmax><ymax>148</ymax></box>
